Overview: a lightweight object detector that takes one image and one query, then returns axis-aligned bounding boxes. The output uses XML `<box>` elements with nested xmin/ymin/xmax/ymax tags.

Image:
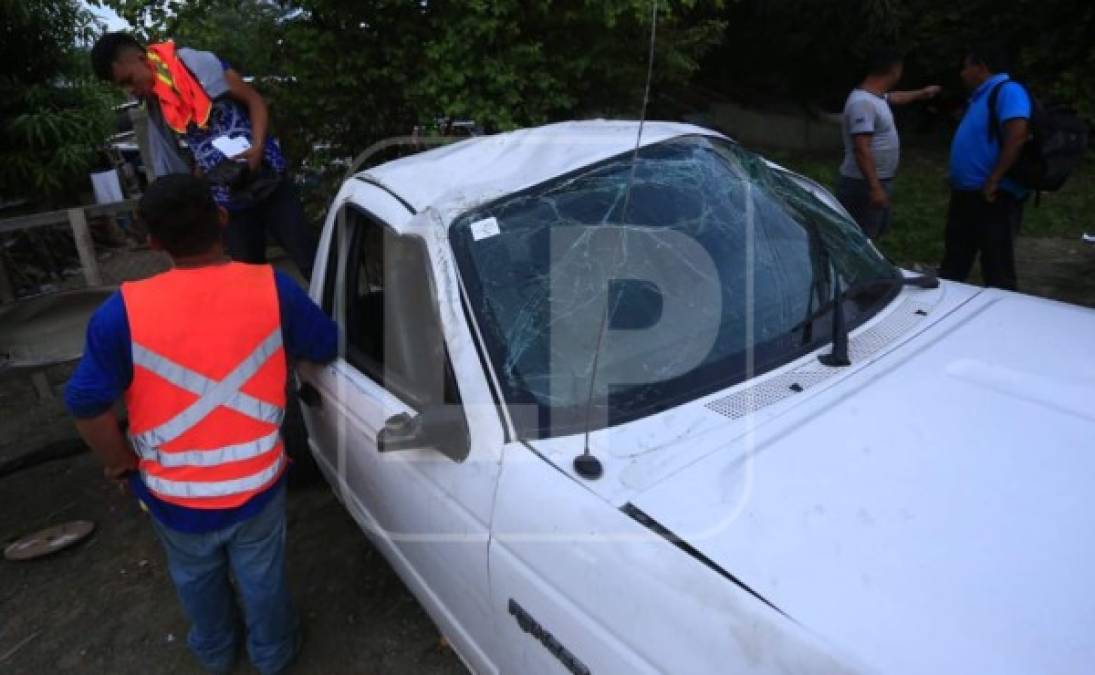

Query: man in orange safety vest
<box><xmin>66</xmin><ymin>174</ymin><xmax>337</xmax><ymax>674</ymax></box>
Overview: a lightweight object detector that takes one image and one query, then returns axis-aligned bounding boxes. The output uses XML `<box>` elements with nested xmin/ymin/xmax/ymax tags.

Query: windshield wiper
<box><xmin>845</xmin><ymin>272</ymin><xmax>940</xmax><ymax>300</ymax></box>
<box><xmin>817</xmin><ymin>261</ymin><xmax>851</xmax><ymax>367</ymax></box>
<box><xmin>797</xmin><ymin>212</ymin><xmax>832</xmax><ymax>346</ymax></box>
<box><xmin>818</xmin><ymin>271</ymin><xmax>940</xmax><ymax>367</ymax></box>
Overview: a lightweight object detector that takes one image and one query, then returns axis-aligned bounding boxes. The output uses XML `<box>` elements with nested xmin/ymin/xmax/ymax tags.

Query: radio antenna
<box><xmin>573</xmin><ymin>0</ymin><xmax>660</xmax><ymax>481</ymax></box>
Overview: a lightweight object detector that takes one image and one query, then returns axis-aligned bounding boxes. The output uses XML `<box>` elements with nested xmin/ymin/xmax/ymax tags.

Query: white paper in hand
<box><xmin>211</xmin><ymin>135</ymin><xmax>252</xmax><ymax>158</ymax></box>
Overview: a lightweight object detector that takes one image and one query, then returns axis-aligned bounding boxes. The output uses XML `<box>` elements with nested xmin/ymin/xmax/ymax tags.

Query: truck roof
<box><xmin>354</xmin><ymin>120</ymin><xmax>722</xmax><ymax>220</ymax></box>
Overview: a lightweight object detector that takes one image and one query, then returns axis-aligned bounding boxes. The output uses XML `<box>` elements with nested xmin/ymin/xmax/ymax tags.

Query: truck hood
<box><xmin>622</xmin><ymin>290</ymin><xmax>1095</xmax><ymax>674</ymax></box>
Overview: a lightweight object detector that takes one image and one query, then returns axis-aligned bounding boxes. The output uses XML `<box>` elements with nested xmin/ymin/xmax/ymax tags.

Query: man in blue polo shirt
<box><xmin>940</xmin><ymin>44</ymin><xmax>1031</xmax><ymax>290</ymax></box>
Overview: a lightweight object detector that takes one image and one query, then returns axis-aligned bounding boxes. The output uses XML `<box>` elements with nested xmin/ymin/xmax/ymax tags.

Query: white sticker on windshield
<box><xmin>470</xmin><ymin>217</ymin><xmax>501</xmax><ymax>241</ymax></box>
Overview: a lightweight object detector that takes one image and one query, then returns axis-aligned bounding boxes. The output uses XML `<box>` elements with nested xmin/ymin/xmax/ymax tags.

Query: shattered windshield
<box><xmin>450</xmin><ymin>135</ymin><xmax>898</xmax><ymax>438</ymax></box>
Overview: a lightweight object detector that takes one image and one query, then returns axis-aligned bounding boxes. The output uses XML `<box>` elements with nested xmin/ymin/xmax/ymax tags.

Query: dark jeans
<box><xmin>939</xmin><ymin>189</ymin><xmax>1024</xmax><ymax>291</ymax></box>
<box><xmin>835</xmin><ymin>175</ymin><xmax>893</xmax><ymax>239</ymax></box>
<box><xmin>224</xmin><ymin>179</ymin><xmax>318</xmax><ymax>281</ymax></box>
<box><xmin>151</xmin><ymin>486</ymin><xmax>298</xmax><ymax>675</ymax></box>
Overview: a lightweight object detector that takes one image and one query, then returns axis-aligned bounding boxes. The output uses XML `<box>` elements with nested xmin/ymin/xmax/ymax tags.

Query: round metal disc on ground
<box><xmin>4</xmin><ymin>520</ymin><xmax>95</xmax><ymax>561</ymax></box>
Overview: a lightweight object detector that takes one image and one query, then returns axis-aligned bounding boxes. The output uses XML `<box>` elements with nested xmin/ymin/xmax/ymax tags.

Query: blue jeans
<box><xmin>151</xmin><ymin>486</ymin><xmax>299</xmax><ymax>674</ymax></box>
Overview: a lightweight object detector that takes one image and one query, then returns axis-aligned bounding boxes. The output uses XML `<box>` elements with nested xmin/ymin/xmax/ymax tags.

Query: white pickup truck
<box><xmin>297</xmin><ymin>120</ymin><xmax>1095</xmax><ymax>675</ymax></box>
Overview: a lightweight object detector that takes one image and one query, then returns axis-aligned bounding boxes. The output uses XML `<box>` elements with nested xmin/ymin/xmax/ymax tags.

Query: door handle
<box><xmin>298</xmin><ymin>381</ymin><xmax>322</xmax><ymax>408</ymax></box>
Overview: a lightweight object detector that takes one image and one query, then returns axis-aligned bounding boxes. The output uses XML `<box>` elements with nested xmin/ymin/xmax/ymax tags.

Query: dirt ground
<box><xmin>0</xmin><ymin>371</ymin><xmax>466</xmax><ymax>674</ymax></box>
<box><xmin>1</xmin><ymin>236</ymin><xmax>1093</xmax><ymax>674</ymax></box>
<box><xmin>1013</xmin><ymin>236</ymin><xmax>1095</xmax><ymax>308</ymax></box>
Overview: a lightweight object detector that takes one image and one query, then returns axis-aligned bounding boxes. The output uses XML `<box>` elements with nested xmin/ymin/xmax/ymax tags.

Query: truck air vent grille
<box><xmin>704</xmin><ymin>299</ymin><xmax>931</xmax><ymax>420</ymax></box>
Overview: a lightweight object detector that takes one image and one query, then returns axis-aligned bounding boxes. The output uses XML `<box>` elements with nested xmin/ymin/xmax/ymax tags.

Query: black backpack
<box><xmin>987</xmin><ymin>79</ymin><xmax>1089</xmax><ymax>192</ymax></box>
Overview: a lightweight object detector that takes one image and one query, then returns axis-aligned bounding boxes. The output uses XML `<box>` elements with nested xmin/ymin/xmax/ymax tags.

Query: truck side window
<box><xmin>345</xmin><ymin>211</ymin><xmax>386</xmax><ymax>371</ymax></box>
<box><xmin>344</xmin><ymin>209</ymin><xmax>460</xmax><ymax>409</ymax></box>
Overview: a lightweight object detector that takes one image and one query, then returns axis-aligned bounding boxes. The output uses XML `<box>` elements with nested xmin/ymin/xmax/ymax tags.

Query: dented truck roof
<box><xmin>355</xmin><ymin>120</ymin><xmax>722</xmax><ymax>220</ymax></box>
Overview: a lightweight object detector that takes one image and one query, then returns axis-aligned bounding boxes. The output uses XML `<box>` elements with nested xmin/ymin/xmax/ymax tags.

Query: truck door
<box><xmin>299</xmin><ymin>184</ymin><xmax>504</xmax><ymax>673</ymax></box>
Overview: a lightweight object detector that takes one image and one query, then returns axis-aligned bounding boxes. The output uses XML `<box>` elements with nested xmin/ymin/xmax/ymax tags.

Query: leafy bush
<box><xmin>101</xmin><ymin>0</ymin><xmax>724</xmax><ymax>160</ymax></box>
<box><xmin>0</xmin><ymin>0</ymin><xmax>119</xmax><ymax>205</ymax></box>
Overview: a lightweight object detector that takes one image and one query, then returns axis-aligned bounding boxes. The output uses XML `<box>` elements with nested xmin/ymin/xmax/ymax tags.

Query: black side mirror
<box><xmin>377</xmin><ymin>406</ymin><xmax>470</xmax><ymax>461</ymax></box>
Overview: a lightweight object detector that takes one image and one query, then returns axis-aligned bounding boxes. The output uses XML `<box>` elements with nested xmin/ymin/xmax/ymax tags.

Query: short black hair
<box><xmin>90</xmin><ymin>32</ymin><xmax>144</xmax><ymax>82</ymax></box>
<box><xmin>866</xmin><ymin>47</ymin><xmax>904</xmax><ymax>77</ymax></box>
<box><xmin>965</xmin><ymin>43</ymin><xmax>1011</xmax><ymax>74</ymax></box>
<box><xmin>138</xmin><ymin>175</ymin><xmax>222</xmax><ymax>257</ymax></box>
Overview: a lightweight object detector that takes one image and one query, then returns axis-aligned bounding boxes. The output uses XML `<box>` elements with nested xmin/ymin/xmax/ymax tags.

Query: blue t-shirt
<box><xmin>949</xmin><ymin>73</ymin><xmax>1032</xmax><ymax>198</ymax></box>
<box><xmin>64</xmin><ymin>268</ymin><xmax>338</xmax><ymax>533</ymax></box>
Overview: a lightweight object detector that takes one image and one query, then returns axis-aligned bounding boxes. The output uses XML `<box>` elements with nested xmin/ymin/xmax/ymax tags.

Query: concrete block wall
<box><xmin>707</xmin><ymin>102</ymin><xmax>842</xmax><ymax>151</ymax></box>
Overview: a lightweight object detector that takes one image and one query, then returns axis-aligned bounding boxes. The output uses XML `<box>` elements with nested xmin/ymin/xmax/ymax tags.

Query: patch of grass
<box><xmin>761</xmin><ymin>145</ymin><xmax>1095</xmax><ymax>267</ymax></box>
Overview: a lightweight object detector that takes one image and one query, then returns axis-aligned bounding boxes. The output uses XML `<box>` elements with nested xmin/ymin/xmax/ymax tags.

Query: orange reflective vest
<box><xmin>146</xmin><ymin>41</ymin><xmax>213</xmax><ymax>134</ymax></box>
<box><xmin>121</xmin><ymin>263</ymin><xmax>287</xmax><ymax>509</ymax></box>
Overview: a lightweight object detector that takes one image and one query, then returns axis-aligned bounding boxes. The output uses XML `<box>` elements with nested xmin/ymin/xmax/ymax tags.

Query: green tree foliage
<box><xmin>98</xmin><ymin>0</ymin><xmax>723</xmax><ymax>217</ymax></box>
<box><xmin>0</xmin><ymin>0</ymin><xmax>119</xmax><ymax>203</ymax></box>
<box><xmin>95</xmin><ymin>0</ymin><xmax>1092</xmax><ymax>177</ymax></box>
<box><xmin>405</xmin><ymin>1</ymin><xmax>724</xmax><ymax>129</ymax></box>
<box><xmin>884</xmin><ymin>0</ymin><xmax>1094</xmax><ymax>118</ymax></box>
<box><xmin>101</xmin><ymin>0</ymin><xmax>286</xmax><ymax>77</ymax></box>
<box><xmin>100</xmin><ymin>0</ymin><xmax>724</xmax><ymax>159</ymax></box>
<box><xmin>704</xmin><ymin>0</ymin><xmax>1094</xmax><ymax>118</ymax></box>
<box><xmin>977</xmin><ymin>0</ymin><xmax>1094</xmax><ymax>119</ymax></box>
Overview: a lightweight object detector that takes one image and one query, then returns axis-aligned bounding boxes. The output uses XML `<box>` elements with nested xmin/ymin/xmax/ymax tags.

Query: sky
<box><xmin>82</xmin><ymin>1</ymin><xmax>131</xmax><ymax>31</ymax></box>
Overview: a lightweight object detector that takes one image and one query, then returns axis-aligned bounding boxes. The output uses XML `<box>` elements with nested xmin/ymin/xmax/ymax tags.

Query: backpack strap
<box><xmin>986</xmin><ymin>79</ymin><xmax>1008</xmax><ymax>144</ymax></box>
<box><xmin>986</xmin><ymin>78</ymin><xmax>1030</xmax><ymax>144</ymax></box>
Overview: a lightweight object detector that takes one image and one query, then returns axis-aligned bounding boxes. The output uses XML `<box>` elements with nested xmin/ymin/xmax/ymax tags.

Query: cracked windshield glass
<box><xmin>451</xmin><ymin>135</ymin><xmax>898</xmax><ymax>438</ymax></box>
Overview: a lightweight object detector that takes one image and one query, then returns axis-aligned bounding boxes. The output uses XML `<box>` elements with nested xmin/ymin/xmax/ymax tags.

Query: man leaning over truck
<box><xmin>91</xmin><ymin>32</ymin><xmax>318</xmax><ymax>280</ymax></box>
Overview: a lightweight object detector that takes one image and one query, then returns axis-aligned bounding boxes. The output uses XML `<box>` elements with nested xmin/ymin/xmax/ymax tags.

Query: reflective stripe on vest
<box><xmin>129</xmin><ymin>327</ymin><xmax>284</xmax><ymax>497</ymax></box>
<box><xmin>142</xmin><ymin>452</ymin><xmax>287</xmax><ymax>499</ymax></box>
<box><xmin>132</xmin><ymin>429</ymin><xmax>281</xmax><ymax>468</ymax></box>
<box><xmin>130</xmin><ymin>341</ymin><xmax>283</xmax><ymax>430</ymax></box>
<box><xmin>129</xmin><ymin>328</ymin><xmax>284</xmax><ymax>450</ymax></box>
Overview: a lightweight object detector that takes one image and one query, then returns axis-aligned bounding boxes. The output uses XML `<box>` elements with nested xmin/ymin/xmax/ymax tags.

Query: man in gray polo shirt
<box><xmin>836</xmin><ymin>48</ymin><xmax>941</xmax><ymax>239</ymax></box>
